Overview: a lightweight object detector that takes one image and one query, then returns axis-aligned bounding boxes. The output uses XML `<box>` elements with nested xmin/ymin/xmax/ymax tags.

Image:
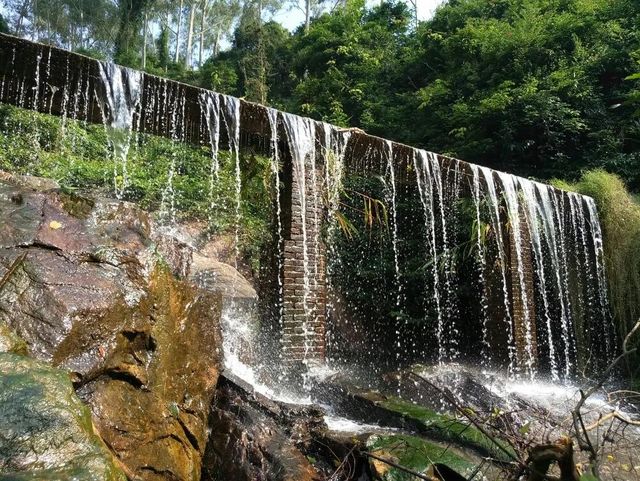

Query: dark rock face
<box><xmin>202</xmin><ymin>375</ymin><xmax>324</xmax><ymax>481</ymax></box>
<box><xmin>0</xmin><ymin>352</ymin><xmax>126</xmax><ymax>481</ymax></box>
<box><xmin>0</xmin><ymin>173</ymin><xmax>222</xmax><ymax>481</ymax></box>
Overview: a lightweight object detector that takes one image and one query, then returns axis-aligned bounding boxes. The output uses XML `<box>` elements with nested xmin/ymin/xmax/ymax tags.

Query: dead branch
<box><xmin>328</xmin><ymin>445</ymin><xmax>357</xmax><ymax>481</ymax></box>
<box><xmin>525</xmin><ymin>437</ymin><xmax>579</xmax><ymax>481</ymax></box>
<box><xmin>585</xmin><ymin>411</ymin><xmax>640</xmax><ymax>431</ymax></box>
<box><xmin>362</xmin><ymin>451</ymin><xmax>434</xmax><ymax>481</ymax></box>
<box><xmin>572</xmin><ymin>318</ymin><xmax>640</xmax><ymax>476</ymax></box>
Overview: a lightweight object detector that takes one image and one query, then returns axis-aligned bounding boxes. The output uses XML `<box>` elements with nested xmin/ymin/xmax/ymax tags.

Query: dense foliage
<box><xmin>554</xmin><ymin>170</ymin><xmax>640</xmax><ymax>382</ymax></box>
<box><xmin>0</xmin><ymin>105</ymin><xmax>274</xmax><ymax>273</ymax></box>
<box><xmin>2</xmin><ymin>0</ymin><xmax>639</xmax><ymax>185</ymax></box>
<box><xmin>201</xmin><ymin>0</ymin><xmax>640</xmax><ymax>187</ymax></box>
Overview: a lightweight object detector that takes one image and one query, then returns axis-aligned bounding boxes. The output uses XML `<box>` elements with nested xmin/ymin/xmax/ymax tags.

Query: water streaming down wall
<box><xmin>404</xmin><ymin>155</ymin><xmax>614</xmax><ymax>378</ymax></box>
<box><xmin>97</xmin><ymin>62</ymin><xmax>143</xmax><ymax>199</ymax></box>
<box><xmin>0</xmin><ymin>34</ymin><xmax>615</xmax><ymax>381</ymax></box>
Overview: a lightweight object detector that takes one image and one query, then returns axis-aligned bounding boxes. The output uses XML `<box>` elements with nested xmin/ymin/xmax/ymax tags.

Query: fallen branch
<box><xmin>362</xmin><ymin>451</ymin><xmax>433</xmax><ymax>481</ymax></box>
<box><xmin>571</xmin><ymin>318</ymin><xmax>640</xmax><ymax>476</ymax></box>
<box><xmin>408</xmin><ymin>371</ymin><xmax>522</xmax><ymax>465</ymax></box>
<box><xmin>584</xmin><ymin>410</ymin><xmax>640</xmax><ymax>431</ymax></box>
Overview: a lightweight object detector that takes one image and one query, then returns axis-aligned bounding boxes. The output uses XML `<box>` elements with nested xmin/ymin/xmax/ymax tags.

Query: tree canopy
<box><xmin>1</xmin><ymin>0</ymin><xmax>639</xmax><ymax>185</ymax></box>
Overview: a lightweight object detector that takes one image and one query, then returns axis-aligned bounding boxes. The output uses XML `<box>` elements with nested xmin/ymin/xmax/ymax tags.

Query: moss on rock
<box><xmin>0</xmin><ymin>323</ymin><xmax>28</xmax><ymax>355</ymax></box>
<box><xmin>379</xmin><ymin>397</ymin><xmax>515</xmax><ymax>461</ymax></box>
<box><xmin>366</xmin><ymin>433</ymin><xmax>473</xmax><ymax>480</ymax></box>
<box><xmin>0</xmin><ymin>353</ymin><xmax>126</xmax><ymax>481</ymax></box>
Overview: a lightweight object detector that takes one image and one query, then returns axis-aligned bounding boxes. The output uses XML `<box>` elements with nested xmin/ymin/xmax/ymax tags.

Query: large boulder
<box><xmin>202</xmin><ymin>374</ymin><xmax>324</xmax><ymax>481</ymax></box>
<box><xmin>0</xmin><ymin>173</ymin><xmax>222</xmax><ymax>481</ymax></box>
<box><xmin>0</xmin><ymin>352</ymin><xmax>126</xmax><ymax>481</ymax></box>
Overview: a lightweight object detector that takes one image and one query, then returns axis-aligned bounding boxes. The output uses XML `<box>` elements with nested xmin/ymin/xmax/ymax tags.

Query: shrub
<box><xmin>553</xmin><ymin>169</ymin><xmax>640</xmax><ymax>381</ymax></box>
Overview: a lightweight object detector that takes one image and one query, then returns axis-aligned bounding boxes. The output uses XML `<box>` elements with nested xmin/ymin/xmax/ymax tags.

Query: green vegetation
<box><xmin>380</xmin><ymin>397</ymin><xmax>515</xmax><ymax>461</ymax></box>
<box><xmin>366</xmin><ymin>433</ymin><xmax>474</xmax><ymax>480</ymax></box>
<box><xmin>3</xmin><ymin>0</ymin><xmax>639</xmax><ymax>186</ymax></box>
<box><xmin>553</xmin><ymin>170</ymin><xmax>640</xmax><ymax>380</ymax></box>
<box><xmin>0</xmin><ymin>104</ymin><xmax>273</xmax><ymax>271</ymax></box>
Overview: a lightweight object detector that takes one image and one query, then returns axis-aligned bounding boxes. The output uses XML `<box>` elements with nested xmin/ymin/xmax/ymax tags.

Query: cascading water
<box><xmin>0</xmin><ymin>37</ymin><xmax>615</xmax><ymax>388</ymax></box>
<box><xmin>97</xmin><ymin>61</ymin><xmax>143</xmax><ymax>199</ymax></box>
<box><xmin>479</xmin><ymin>166</ymin><xmax>517</xmax><ymax>374</ymax></box>
<box><xmin>384</xmin><ymin>140</ymin><xmax>404</xmax><ymax>357</ymax></box>
<box><xmin>220</xmin><ymin>95</ymin><xmax>242</xmax><ymax>266</ymax></box>
<box><xmin>469</xmin><ymin>164</ymin><xmax>491</xmax><ymax>363</ymax></box>
<box><xmin>498</xmin><ymin>172</ymin><xmax>536</xmax><ymax>378</ymax></box>
<box><xmin>281</xmin><ymin>112</ymin><xmax>316</xmax><ymax>365</ymax></box>
<box><xmin>158</xmin><ymin>82</ymin><xmax>187</xmax><ymax>223</ymax></box>
<box><xmin>266</xmin><ymin>107</ymin><xmax>288</xmax><ymax>364</ymax></box>
<box><xmin>414</xmin><ymin>150</ymin><xmax>445</xmax><ymax>364</ymax></box>
<box><xmin>199</xmin><ymin>90</ymin><xmax>221</xmax><ymax>225</ymax></box>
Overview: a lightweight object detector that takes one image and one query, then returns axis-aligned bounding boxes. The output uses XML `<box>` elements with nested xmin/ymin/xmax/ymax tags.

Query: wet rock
<box><xmin>77</xmin><ymin>268</ymin><xmax>222</xmax><ymax>481</ymax></box>
<box><xmin>318</xmin><ymin>378</ymin><xmax>513</xmax><ymax>462</ymax></box>
<box><xmin>0</xmin><ymin>173</ymin><xmax>223</xmax><ymax>481</ymax></box>
<box><xmin>0</xmin><ymin>352</ymin><xmax>126</xmax><ymax>481</ymax></box>
<box><xmin>190</xmin><ymin>255</ymin><xmax>257</xmax><ymax>299</ymax></box>
<box><xmin>151</xmin><ymin>227</ymin><xmax>193</xmax><ymax>278</ymax></box>
<box><xmin>191</xmin><ymin>255</ymin><xmax>259</xmax><ymax>366</ymax></box>
<box><xmin>383</xmin><ymin>364</ymin><xmax>509</xmax><ymax>414</ymax></box>
<box><xmin>0</xmin><ymin>323</ymin><xmax>27</xmax><ymax>355</ymax></box>
<box><xmin>202</xmin><ymin>374</ymin><xmax>324</xmax><ymax>481</ymax></box>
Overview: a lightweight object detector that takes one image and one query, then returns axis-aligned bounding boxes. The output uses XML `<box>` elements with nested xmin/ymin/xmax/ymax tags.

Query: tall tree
<box><xmin>0</xmin><ymin>13</ymin><xmax>8</xmax><ymax>33</ymax></box>
<box><xmin>115</xmin><ymin>0</ymin><xmax>155</xmax><ymax>65</ymax></box>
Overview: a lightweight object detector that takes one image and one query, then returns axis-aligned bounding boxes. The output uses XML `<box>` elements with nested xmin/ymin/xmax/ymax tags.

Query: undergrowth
<box><xmin>0</xmin><ymin>104</ymin><xmax>273</xmax><ymax>272</ymax></box>
<box><xmin>553</xmin><ymin>170</ymin><xmax>640</xmax><ymax>383</ymax></box>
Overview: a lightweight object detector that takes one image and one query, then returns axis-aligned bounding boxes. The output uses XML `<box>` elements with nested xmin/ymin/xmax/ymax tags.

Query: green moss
<box><xmin>0</xmin><ymin>353</ymin><xmax>126</xmax><ymax>480</ymax></box>
<box><xmin>366</xmin><ymin>434</ymin><xmax>473</xmax><ymax>480</ymax></box>
<box><xmin>0</xmin><ymin>324</ymin><xmax>28</xmax><ymax>356</ymax></box>
<box><xmin>379</xmin><ymin>397</ymin><xmax>515</xmax><ymax>461</ymax></box>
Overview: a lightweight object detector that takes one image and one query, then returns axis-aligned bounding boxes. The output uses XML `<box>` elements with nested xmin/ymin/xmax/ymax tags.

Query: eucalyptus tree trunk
<box><xmin>198</xmin><ymin>0</ymin><xmax>207</xmax><ymax>67</ymax></box>
<box><xmin>185</xmin><ymin>1</ymin><xmax>196</xmax><ymax>67</ymax></box>
<box><xmin>213</xmin><ymin>30</ymin><xmax>220</xmax><ymax>57</ymax></box>
<box><xmin>142</xmin><ymin>12</ymin><xmax>148</xmax><ymax>68</ymax></box>
<box><xmin>304</xmin><ymin>0</ymin><xmax>310</xmax><ymax>33</ymax></box>
<box><xmin>174</xmin><ymin>0</ymin><xmax>184</xmax><ymax>63</ymax></box>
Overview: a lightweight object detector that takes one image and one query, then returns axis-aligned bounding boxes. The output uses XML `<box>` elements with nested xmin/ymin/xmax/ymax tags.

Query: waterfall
<box><xmin>586</xmin><ymin>197</ymin><xmax>613</xmax><ymax>360</ymax></box>
<box><xmin>267</xmin><ymin>108</ymin><xmax>285</xmax><ymax>341</ymax></box>
<box><xmin>384</xmin><ymin>140</ymin><xmax>403</xmax><ymax>356</ymax></box>
<box><xmin>519</xmin><ymin>180</ymin><xmax>559</xmax><ymax>380</ymax></box>
<box><xmin>97</xmin><ymin>61</ymin><xmax>143</xmax><ymax>199</ymax></box>
<box><xmin>0</xmin><ymin>36</ymin><xmax>615</xmax><ymax>382</ymax></box>
<box><xmin>414</xmin><ymin>151</ymin><xmax>444</xmax><ymax>363</ymax></box>
<box><xmin>281</xmin><ymin>112</ymin><xmax>316</xmax><ymax>363</ymax></box>
<box><xmin>322</xmin><ymin>122</ymin><xmax>352</xmax><ymax>361</ymax></box>
<box><xmin>199</xmin><ymin>91</ymin><xmax>221</xmax><ymax>223</ymax></box>
<box><xmin>220</xmin><ymin>95</ymin><xmax>242</xmax><ymax>266</ymax></box>
<box><xmin>469</xmin><ymin>164</ymin><xmax>491</xmax><ymax>364</ymax></box>
<box><xmin>479</xmin><ymin>167</ymin><xmax>517</xmax><ymax>374</ymax></box>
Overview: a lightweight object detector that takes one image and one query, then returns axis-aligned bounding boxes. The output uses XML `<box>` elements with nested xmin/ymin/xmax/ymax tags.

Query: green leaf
<box><xmin>579</xmin><ymin>474</ymin><xmax>599</xmax><ymax>481</ymax></box>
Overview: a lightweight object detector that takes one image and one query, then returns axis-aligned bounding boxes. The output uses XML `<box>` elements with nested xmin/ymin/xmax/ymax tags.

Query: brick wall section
<box><xmin>281</xmin><ymin>158</ymin><xmax>327</xmax><ymax>367</ymax></box>
<box><xmin>509</xmin><ymin>208</ymin><xmax>538</xmax><ymax>373</ymax></box>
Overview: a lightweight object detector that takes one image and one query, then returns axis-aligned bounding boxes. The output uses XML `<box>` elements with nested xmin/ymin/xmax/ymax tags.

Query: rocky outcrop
<box><xmin>202</xmin><ymin>374</ymin><xmax>324</xmax><ymax>481</ymax></box>
<box><xmin>0</xmin><ymin>352</ymin><xmax>126</xmax><ymax>481</ymax></box>
<box><xmin>0</xmin><ymin>173</ymin><xmax>222</xmax><ymax>481</ymax></box>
